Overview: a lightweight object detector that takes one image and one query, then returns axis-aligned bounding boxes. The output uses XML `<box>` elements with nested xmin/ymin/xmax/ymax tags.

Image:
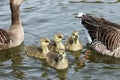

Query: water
<box><xmin>0</xmin><ymin>0</ymin><xmax>120</xmax><ymax>80</ymax></box>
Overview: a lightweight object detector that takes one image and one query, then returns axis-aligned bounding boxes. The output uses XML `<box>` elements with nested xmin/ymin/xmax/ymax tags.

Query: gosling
<box><xmin>26</xmin><ymin>38</ymin><xmax>50</xmax><ymax>59</ymax></box>
<box><xmin>46</xmin><ymin>49</ymin><xmax>68</xmax><ymax>70</ymax></box>
<box><xmin>65</xmin><ymin>31</ymin><xmax>83</xmax><ymax>51</ymax></box>
<box><xmin>49</xmin><ymin>33</ymin><xmax>65</xmax><ymax>52</ymax></box>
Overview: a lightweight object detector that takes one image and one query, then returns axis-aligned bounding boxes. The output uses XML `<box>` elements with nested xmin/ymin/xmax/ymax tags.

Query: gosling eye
<box><xmin>73</xmin><ymin>33</ymin><xmax>75</xmax><ymax>36</ymax></box>
<box><xmin>45</xmin><ymin>40</ymin><xmax>49</xmax><ymax>43</ymax></box>
<box><xmin>58</xmin><ymin>36</ymin><xmax>62</xmax><ymax>38</ymax></box>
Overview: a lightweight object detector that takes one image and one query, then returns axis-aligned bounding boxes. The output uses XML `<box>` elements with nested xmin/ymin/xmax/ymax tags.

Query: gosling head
<box><xmin>39</xmin><ymin>38</ymin><xmax>51</xmax><ymax>47</ymax></box>
<box><xmin>54</xmin><ymin>33</ymin><xmax>64</xmax><ymax>43</ymax></box>
<box><xmin>58</xmin><ymin>49</ymin><xmax>66</xmax><ymax>60</ymax></box>
<box><xmin>71</xmin><ymin>31</ymin><xmax>79</xmax><ymax>43</ymax></box>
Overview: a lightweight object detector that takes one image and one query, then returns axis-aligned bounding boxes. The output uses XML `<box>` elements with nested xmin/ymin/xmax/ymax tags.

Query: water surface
<box><xmin>0</xmin><ymin>0</ymin><xmax>120</xmax><ymax>80</ymax></box>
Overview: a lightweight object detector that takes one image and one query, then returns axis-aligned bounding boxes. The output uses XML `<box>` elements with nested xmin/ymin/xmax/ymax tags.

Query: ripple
<box><xmin>0</xmin><ymin>0</ymin><xmax>120</xmax><ymax>80</ymax></box>
<box><xmin>69</xmin><ymin>0</ymin><xmax>120</xmax><ymax>4</ymax></box>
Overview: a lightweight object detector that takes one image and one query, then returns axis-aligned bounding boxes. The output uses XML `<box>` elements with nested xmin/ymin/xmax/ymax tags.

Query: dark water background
<box><xmin>0</xmin><ymin>0</ymin><xmax>120</xmax><ymax>80</ymax></box>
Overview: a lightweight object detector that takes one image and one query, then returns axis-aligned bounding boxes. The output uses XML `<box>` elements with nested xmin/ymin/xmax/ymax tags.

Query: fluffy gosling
<box><xmin>65</xmin><ymin>31</ymin><xmax>83</xmax><ymax>51</ymax></box>
<box><xmin>46</xmin><ymin>49</ymin><xmax>68</xmax><ymax>70</ymax></box>
<box><xmin>26</xmin><ymin>38</ymin><xmax>50</xmax><ymax>59</ymax></box>
<box><xmin>49</xmin><ymin>33</ymin><xmax>65</xmax><ymax>52</ymax></box>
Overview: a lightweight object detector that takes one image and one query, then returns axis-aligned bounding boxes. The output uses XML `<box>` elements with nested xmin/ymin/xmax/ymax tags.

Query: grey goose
<box><xmin>0</xmin><ymin>0</ymin><xmax>24</xmax><ymax>50</ymax></box>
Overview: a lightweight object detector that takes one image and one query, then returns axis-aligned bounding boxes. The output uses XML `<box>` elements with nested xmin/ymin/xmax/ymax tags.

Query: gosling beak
<box><xmin>74</xmin><ymin>36</ymin><xmax>78</xmax><ymax>43</ymax></box>
<box><xmin>62</xmin><ymin>38</ymin><xmax>65</xmax><ymax>40</ymax></box>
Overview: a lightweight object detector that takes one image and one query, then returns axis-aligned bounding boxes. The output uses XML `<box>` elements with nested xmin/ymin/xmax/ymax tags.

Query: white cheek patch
<box><xmin>76</xmin><ymin>12</ymin><xmax>86</xmax><ymax>17</ymax></box>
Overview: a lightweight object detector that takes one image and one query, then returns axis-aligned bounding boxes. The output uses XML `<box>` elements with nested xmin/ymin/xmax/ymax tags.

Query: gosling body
<box><xmin>49</xmin><ymin>33</ymin><xmax>65</xmax><ymax>52</ymax></box>
<box><xmin>65</xmin><ymin>31</ymin><xmax>83</xmax><ymax>51</ymax></box>
<box><xmin>26</xmin><ymin>38</ymin><xmax>50</xmax><ymax>59</ymax></box>
<box><xmin>46</xmin><ymin>49</ymin><xmax>68</xmax><ymax>70</ymax></box>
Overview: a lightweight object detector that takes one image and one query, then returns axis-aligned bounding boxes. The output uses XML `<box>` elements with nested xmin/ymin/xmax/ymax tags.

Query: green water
<box><xmin>0</xmin><ymin>0</ymin><xmax>120</xmax><ymax>80</ymax></box>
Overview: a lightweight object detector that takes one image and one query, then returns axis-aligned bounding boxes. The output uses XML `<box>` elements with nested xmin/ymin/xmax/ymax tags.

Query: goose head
<box><xmin>39</xmin><ymin>38</ymin><xmax>51</xmax><ymax>47</ymax></box>
<box><xmin>54</xmin><ymin>33</ymin><xmax>64</xmax><ymax>43</ymax></box>
<box><xmin>75</xmin><ymin>12</ymin><xmax>86</xmax><ymax>18</ymax></box>
<box><xmin>10</xmin><ymin>0</ymin><xmax>24</xmax><ymax>6</ymax></box>
<box><xmin>71</xmin><ymin>31</ymin><xmax>79</xmax><ymax>43</ymax></box>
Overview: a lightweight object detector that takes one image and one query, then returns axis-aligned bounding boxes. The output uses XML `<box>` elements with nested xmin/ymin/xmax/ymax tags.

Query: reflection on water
<box><xmin>0</xmin><ymin>43</ymin><xmax>25</xmax><ymax>65</ymax></box>
<box><xmin>1</xmin><ymin>0</ymin><xmax>120</xmax><ymax>80</ymax></box>
<box><xmin>90</xmin><ymin>49</ymin><xmax>120</xmax><ymax>64</ymax></box>
<box><xmin>68</xmin><ymin>50</ymin><xmax>82</xmax><ymax>59</ymax></box>
<box><xmin>56</xmin><ymin>69</ymin><xmax>68</xmax><ymax>80</ymax></box>
<box><xmin>0</xmin><ymin>43</ymin><xmax>25</xmax><ymax>79</ymax></box>
<box><xmin>69</xmin><ymin>0</ymin><xmax>120</xmax><ymax>4</ymax></box>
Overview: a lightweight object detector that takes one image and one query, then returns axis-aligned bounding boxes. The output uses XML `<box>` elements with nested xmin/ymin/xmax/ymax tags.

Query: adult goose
<box><xmin>0</xmin><ymin>0</ymin><xmax>24</xmax><ymax>50</ymax></box>
<box><xmin>76</xmin><ymin>13</ymin><xmax>120</xmax><ymax>58</ymax></box>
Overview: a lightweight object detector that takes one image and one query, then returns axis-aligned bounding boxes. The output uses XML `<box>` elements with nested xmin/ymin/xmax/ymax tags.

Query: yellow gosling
<box><xmin>65</xmin><ymin>31</ymin><xmax>83</xmax><ymax>51</ymax></box>
<box><xmin>46</xmin><ymin>49</ymin><xmax>68</xmax><ymax>70</ymax></box>
<box><xmin>49</xmin><ymin>33</ymin><xmax>65</xmax><ymax>52</ymax></box>
<box><xmin>26</xmin><ymin>38</ymin><xmax>50</xmax><ymax>59</ymax></box>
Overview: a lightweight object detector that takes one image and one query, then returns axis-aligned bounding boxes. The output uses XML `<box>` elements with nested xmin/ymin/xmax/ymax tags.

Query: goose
<box><xmin>0</xmin><ymin>0</ymin><xmax>24</xmax><ymax>50</ymax></box>
<box><xmin>76</xmin><ymin>12</ymin><xmax>120</xmax><ymax>58</ymax></box>
<box><xmin>46</xmin><ymin>49</ymin><xmax>68</xmax><ymax>70</ymax></box>
<box><xmin>65</xmin><ymin>31</ymin><xmax>83</xmax><ymax>51</ymax></box>
<box><xmin>26</xmin><ymin>38</ymin><xmax>50</xmax><ymax>59</ymax></box>
<box><xmin>49</xmin><ymin>33</ymin><xmax>65</xmax><ymax>52</ymax></box>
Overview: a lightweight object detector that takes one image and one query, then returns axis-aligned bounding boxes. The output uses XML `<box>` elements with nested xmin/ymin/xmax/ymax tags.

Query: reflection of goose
<box><xmin>0</xmin><ymin>43</ymin><xmax>24</xmax><ymax>65</ymax></box>
<box><xmin>0</xmin><ymin>0</ymin><xmax>24</xmax><ymax>50</ymax></box>
<box><xmin>46</xmin><ymin>49</ymin><xmax>68</xmax><ymax>70</ymax></box>
<box><xmin>65</xmin><ymin>31</ymin><xmax>83</xmax><ymax>51</ymax></box>
<box><xmin>49</xmin><ymin>33</ymin><xmax>65</xmax><ymax>52</ymax></box>
<box><xmin>76</xmin><ymin>12</ymin><xmax>120</xmax><ymax>58</ymax></box>
<box><xmin>26</xmin><ymin>38</ymin><xmax>50</xmax><ymax>59</ymax></box>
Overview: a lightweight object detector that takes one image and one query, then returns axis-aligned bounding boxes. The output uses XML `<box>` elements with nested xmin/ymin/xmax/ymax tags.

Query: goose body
<box><xmin>26</xmin><ymin>38</ymin><xmax>50</xmax><ymax>59</ymax></box>
<box><xmin>46</xmin><ymin>49</ymin><xmax>68</xmax><ymax>70</ymax></box>
<box><xmin>76</xmin><ymin>13</ymin><xmax>120</xmax><ymax>58</ymax></box>
<box><xmin>65</xmin><ymin>31</ymin><xmax>83</xmax><ymax>51</ymax></box>
<box><xmin>49</xmin><ymin>33</ymin><xmax>65</xmax><ymax>52</ymax></box>
<box><xmin>0</xmin><ymin>0</ymin><xmax>24</xmax><ymax>50</ymax></box>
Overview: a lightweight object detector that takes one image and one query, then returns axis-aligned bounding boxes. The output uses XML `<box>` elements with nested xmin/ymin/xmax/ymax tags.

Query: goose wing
<box><xmin>0</xmin><ymin>28</ymin><xmax>10</xmax><ymax>49</ymax></box>
<box><xmin>80</xmin><ymin>14</ymin><xmax>120</xmax><ymax>51</ymax></box>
